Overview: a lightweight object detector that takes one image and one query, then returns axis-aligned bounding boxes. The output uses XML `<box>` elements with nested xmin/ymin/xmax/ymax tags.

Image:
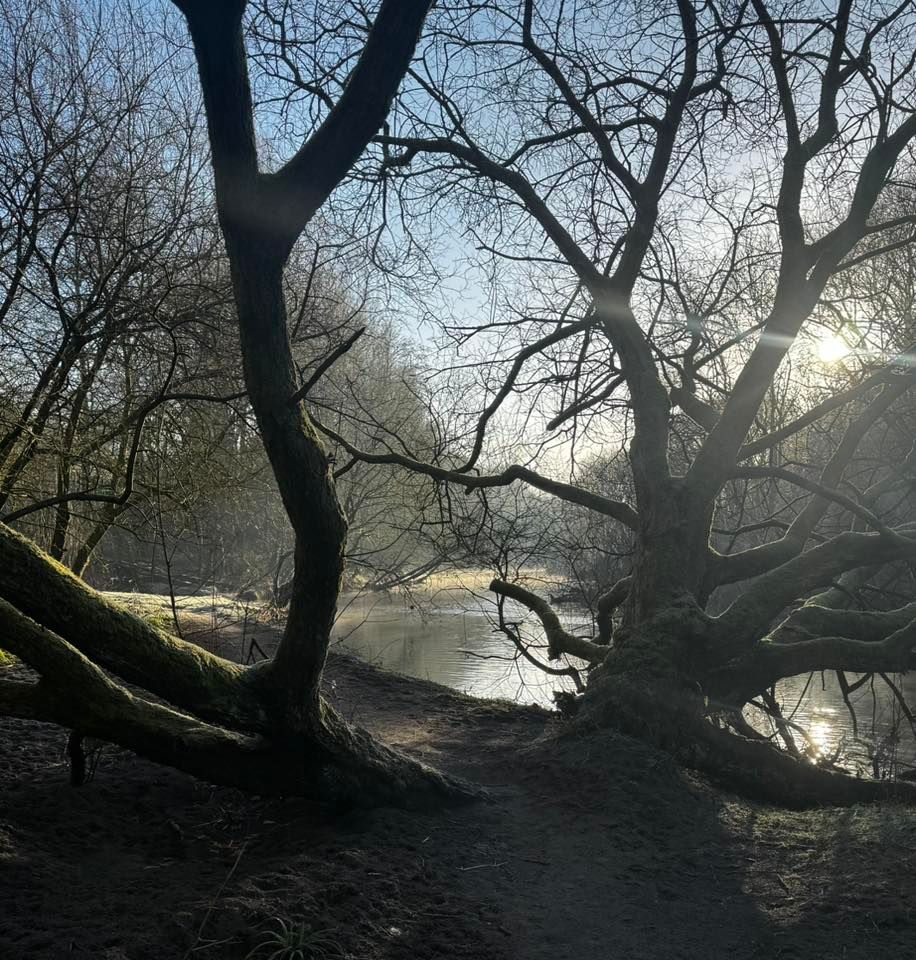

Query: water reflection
<box><xmin>807</xmin><ymin>716</ymin><xmax>836</xmax><ymax>758</ymax></box>
<box><xmin>332</xmin><ymin>584</ymin><xmax>583</xmax><ymax>705</ymax></box>
<box><xmin>755</xmin><ymin>671</ymin><xmax>916</xmax><ymax>774</ymax></box>
<box><xmin>334</xmin><ymin>584</ymin><xmax>916</xmax><ymax>773</ymax></box>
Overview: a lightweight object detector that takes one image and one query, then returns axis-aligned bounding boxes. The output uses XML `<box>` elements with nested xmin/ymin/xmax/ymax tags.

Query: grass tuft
<box><xmin>245</xmin><ymin>918</ymin><xmax>343</xmax><ymax>960</ymax></box>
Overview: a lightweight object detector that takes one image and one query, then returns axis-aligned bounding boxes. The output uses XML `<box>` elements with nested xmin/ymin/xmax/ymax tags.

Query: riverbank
<box><xmin>2</xmin><ymin>648</ymin><xmax>916</xmax><ymax>959</ymax></box>
<box><xmin>102</xmin><ymin>588</ymin><xmax>916</xmax><ymax>771</ymax></box>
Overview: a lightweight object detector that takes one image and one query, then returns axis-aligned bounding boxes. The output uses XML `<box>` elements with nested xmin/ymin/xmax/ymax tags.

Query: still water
<box><xmin>332</xmin><ymin>582</ymin><xmax>582</xmax><ymax>705</ymax></box>
<box><xmin>332</xmin><ymin>583</ymin><xmax>916</xmax><ymax>775</ymax></box>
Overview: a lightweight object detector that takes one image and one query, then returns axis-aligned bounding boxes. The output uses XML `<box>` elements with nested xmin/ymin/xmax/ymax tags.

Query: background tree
<box><xmin>0</xmin><ymin>0</ymin><xmax>243</xmax><ymax>572</ymax></box>
<box><xmin>0</xmin><ymin>0</ymin><xmax>446</xmax><ymax>606</ymax></box>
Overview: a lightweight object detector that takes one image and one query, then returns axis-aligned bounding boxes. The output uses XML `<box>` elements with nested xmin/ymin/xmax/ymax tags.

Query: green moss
<box><xmin>0</xmin><ymin>647</ymin><xmax>20</xmax><ymax>669</ymax></box>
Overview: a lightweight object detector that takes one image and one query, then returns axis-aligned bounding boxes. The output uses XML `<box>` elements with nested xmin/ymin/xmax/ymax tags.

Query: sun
<box><xmin>815</xmin><ymin>332</ymin><xmax>851</xmax><ymax>364</ymax></box>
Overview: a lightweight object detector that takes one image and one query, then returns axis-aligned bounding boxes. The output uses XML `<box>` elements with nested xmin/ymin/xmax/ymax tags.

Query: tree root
<box><xmin>577</xmin><ymin>670</ymin><xmax>916</xmax><ymax>808</ymax></box>
<box><xmin>686</xmin><ymin>718</ymin><xmax>916</xmax><ymax>808</ymax></box>
<box><xmin>310</xmin><ymin>704</ymin><xmax>484</xmax><ymax>809</ymax></box>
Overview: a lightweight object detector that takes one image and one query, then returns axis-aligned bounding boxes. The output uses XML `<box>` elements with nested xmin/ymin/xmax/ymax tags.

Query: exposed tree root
<box><xmin>575</xmin><ymin>669</ymin><xmax>916</xmax><ymax>808</ymax></box>
<box><xmin>310</xmin><ymin>704</ymin><xmax>484</xmax><ymax>808</ymax></box>
<box><xmin>683</xmin><ymin>718</ymin><xmax>916</xmax><ymax>808</ymax></box>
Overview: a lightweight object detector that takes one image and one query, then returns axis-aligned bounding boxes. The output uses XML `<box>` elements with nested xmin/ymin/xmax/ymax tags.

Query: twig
<box><xmin>182</xmin><ymin>841</ymin><xmax>248</xmax><ymax>959</ymax></box>
<box><xmin>288</xmin><ymin>326</ymin><xmax>366</xmax><ymax>405</ymax></box>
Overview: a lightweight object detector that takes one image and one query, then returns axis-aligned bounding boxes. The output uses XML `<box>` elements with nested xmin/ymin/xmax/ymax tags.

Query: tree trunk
<box><xmin>0</xmin><ymin>0</ymin><xmax>456</xmax><ymax>806</ymax></box>
<box><xmin>0</xmin><ymin>522</ymin><xmax>474</xmax><ymax>805</ymax></box>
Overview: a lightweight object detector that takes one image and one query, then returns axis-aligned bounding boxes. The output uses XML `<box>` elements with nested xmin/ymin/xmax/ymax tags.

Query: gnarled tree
<box><xmin>314</xmin><ymin>0</ymin><xmax>916</xmax><ymax>803</ymax></box>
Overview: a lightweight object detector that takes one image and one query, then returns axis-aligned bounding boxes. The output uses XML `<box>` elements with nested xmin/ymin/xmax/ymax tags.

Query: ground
<box><xmin>2</xmin><ymin>644</ymin><xmax>916</xmax><ymax>959</ymax></box>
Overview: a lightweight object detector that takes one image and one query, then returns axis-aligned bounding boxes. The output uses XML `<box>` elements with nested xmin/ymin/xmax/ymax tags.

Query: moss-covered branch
<box><xmin>0</xmin><ymin>522</ymin><xmax>267</xmax><ymax>732</ymax></box>
<box><xmin>710</xmin><ymin>616</ymin><xmax>916</xmax><ymax>703</ymax></box>
<box><xmin>717</xmin><ymin>529</ymin><xmax>916</xmax><ymax>644</ymax></box>
<box><xmin>0</xmin><ymin>598</ymin><xmax>304</xmax><ymax>790</ymax></box>
<box><xmin>770</xmin><ymin>600</ymin><xmax>916</xmax><ymax>645</ymax></box>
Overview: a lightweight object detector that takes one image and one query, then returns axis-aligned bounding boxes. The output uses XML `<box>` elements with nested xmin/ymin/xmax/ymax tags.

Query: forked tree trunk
<box><xmin>0</xmin><ymin>0</ymin><xmax>478</xmax><ymax>807</ymax></box>
<box><xmin>551</xmin><ymin>480</ymin><xmax>916</xmax><ymax>807</ymax></box>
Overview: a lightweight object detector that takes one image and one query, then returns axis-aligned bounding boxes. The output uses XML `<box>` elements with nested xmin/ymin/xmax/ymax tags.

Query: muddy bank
<box><xmin>2</xmin><ymin>652</ymin><xmax>916</xmax><ymax>959</ymax></box>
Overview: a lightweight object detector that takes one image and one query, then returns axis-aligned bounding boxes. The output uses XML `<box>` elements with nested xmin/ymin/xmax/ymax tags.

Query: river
<box><xmin>332</xmin><ymin>581</ymin><xmax>916</xmax><ymax>777</ymax></box>
<box><xmin>332</xmin><ymin>580</ymin><xmax>582</xmax><ymax>705</ymax></box>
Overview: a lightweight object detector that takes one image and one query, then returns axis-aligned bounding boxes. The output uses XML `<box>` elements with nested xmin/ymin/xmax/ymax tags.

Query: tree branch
<box><xmin>312</xmin><ymin>416</ymin><xmax>639</xmax><ymax>529</ymax></box>
<box><xmin>264</xmin><ymin>0</ymin><xmax>435</xmax><ymax>248</ymax></box>
<box><xmin>0</xmin><ymin>597</ymin><xmax>303</xmax><ymax>792</ymax></box>
<box><xmin>712</xmin><ymin>615</ymin><xmax>916</xmax><ymax>703</ymax></box>
<box><xmin>717</xmin><ymin>528</ymin><xmax>916</xmax><ymax>645</ymax></box>
<box><xmin>288</xmin><ymin>326</ymin><xmax>365</xmax><ymax>406</ymax></box>
<box><xmin>490</xmin><ymin>579</ymin><xmax>608</xmax><ymax>663</ymax></box>
<box><xmin>732</xmin><ymin>465</ymin><xmax>896</xmax><ymax>537</ymax></box>
<box><xmin>0</xmin><ymin>522</ymin><xmax>267</xmax><ymax>732</ymax></box>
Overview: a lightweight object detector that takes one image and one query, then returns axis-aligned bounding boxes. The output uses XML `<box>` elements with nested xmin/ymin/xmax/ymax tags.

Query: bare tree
<box><xmin>0</xmin><ymin>0</ymin><xmax>242</xmax><ymax>573</ymax></box>
<box><xmin>315</xmin><ymin>0</ymin><xmax>916</xmax><ymax>802</ymax></box>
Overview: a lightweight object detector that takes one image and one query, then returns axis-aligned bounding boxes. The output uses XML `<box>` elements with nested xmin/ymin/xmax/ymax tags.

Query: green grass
<box><xmin>245</xmin><ymin>918</ymin><xmax>342</xmax><ymax>960</ymax></box>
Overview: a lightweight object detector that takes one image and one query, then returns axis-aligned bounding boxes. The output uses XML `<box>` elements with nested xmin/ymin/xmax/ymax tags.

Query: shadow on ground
<box><xmin>1</xmin><ymin>651</ymin><xmax>914</xmax><ymax>959</ymax></box>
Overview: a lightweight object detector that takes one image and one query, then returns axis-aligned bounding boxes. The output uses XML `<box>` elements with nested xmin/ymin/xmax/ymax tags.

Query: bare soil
<box><xmin>2</xmin><ymin>646</ymin><xmax>916</xmax><ymax>959</ymax></box>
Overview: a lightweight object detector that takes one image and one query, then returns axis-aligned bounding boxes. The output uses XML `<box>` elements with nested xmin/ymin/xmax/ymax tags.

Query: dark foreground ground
<box><xmin>2</xmin><ymin>649</ymin><xmax>916</xmax><ymax>959</ymax></box>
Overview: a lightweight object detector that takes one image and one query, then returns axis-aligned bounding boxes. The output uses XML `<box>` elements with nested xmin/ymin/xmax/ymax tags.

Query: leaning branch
<box><xmin>0</xmin><ymin>598</ymin><xmax>299</xmax><ymax>791</ymax></box>
<box><xmin>490</xmin><ymin>579</ymin><xmax>608</xmax><ymax>663</ymax></box>
<box><xmin>717</xmin><ymin>529</ymin><xmax>916</xmax><ymax>646</ymax></box>
<box><xmin>288</xmin><ymin>326</ymin><xmax>365</xmax><ymax>406</ymax></box>
<box><xmin>312</xmin><ymin>417</ymin><xmax>638</xmax><ymax>530</ymax></box>
<box><xmin>0</xmin><ymin>522</ymin><xmax>267</xmax><ymax>732</ymax></box>
<box><xmin>769</xmin><ymin>600</ymin><xmax>916</xmax><ymax>646</ymax></box>
<box><xmin>711</xmin><ymin>617</ymin><xmax>916</xmax><ymax>703</ymax></box>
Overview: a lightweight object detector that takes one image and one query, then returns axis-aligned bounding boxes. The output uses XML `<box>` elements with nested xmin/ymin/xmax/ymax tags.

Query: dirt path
<box><xmin>2</xmin><ymin>651</ymin><xmax>916</xmax><ymax>959</ymax></box>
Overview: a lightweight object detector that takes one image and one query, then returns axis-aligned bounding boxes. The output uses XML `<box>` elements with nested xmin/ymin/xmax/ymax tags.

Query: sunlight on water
<box><xmin>806</xmin><ymin>714</ymin><xmax>836</xmax><ymax>758</ymax></box>
<box><xmin>333</xmin><ymin>585</ymin><xmax>916</xmax><ymax>772</ymax></box>
<box><xmin>750</xmin><ymin>673</ymin><xmax>916</xmax><ymax>774</ymax></box>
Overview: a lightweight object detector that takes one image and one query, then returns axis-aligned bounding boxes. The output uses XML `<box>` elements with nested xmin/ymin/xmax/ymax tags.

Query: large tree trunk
<box><xmin>575</xmin><ymin>593</ymin><xmax>916</xmax><ymax>807</ymax></box>
<box><xmin>498</xmin><ymin>502</ymin><xmax>916</xmax><ymax>808</ymax></box>
<box><xmin>0</xmin><ymin>521</ymin><xmax>473</xmax><ymax>805</ymax></box>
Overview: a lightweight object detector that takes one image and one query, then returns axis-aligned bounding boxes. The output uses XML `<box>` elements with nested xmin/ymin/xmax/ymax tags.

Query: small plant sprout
<box><xmin>245</xmin><ymin>917</ymin><xmax>343</xmax><ymax>960</ymax></box>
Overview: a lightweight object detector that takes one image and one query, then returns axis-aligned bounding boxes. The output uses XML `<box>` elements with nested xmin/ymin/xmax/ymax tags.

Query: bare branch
<box><xmin>490</xmin><ymin>578</ymin><xmax>608</xmax><ymax>663</ymax></box>
<box><xmin>312</xmin><ymin>416</ymin><xmax>639</xmax><ymax>530</ymax></box>
<box><xmin>288</xmin><ymin>326</ymin><xmax>365</xmax><ymax>406</ymax></box>
<box><xmin>718</xmin><ymin>529</ymin><xmax>916</xmax><ymax>645</ymax></box>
